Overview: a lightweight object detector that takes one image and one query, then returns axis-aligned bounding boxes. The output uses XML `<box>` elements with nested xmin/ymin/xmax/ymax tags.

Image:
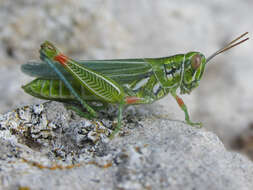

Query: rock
<box><xmin>0</xmin><ymin>0</ymin><xmax>130</xmax><ymax>62</ymax></box>
<box><xmin>0</xmin><ymin>0</ymin><xmax>253</xmax><ymax>162</ymax></box>
<box><xmin>0</xmin><ymin>102</ymin><xmax>253</xmax><ymax>190</ymax></box>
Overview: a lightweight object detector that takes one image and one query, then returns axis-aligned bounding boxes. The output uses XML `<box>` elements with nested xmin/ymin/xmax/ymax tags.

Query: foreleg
<box><xmin>171</xmin><ymin>91</ymin><xmax>202</xmax><ymax>127</ymax></box>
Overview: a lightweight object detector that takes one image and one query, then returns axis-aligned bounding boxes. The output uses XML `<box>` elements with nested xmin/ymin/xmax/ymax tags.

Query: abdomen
<box><xmin>22</xmin><ymin>78</ymin><xmax>99</xmax><ymax>103</ymax></box>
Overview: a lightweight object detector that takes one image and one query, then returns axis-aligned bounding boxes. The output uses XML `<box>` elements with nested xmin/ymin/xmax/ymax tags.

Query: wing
<box><xmin>21</xmin><ymin>59</ymin><xmax>153</xmax><ymax>84</ymax></box>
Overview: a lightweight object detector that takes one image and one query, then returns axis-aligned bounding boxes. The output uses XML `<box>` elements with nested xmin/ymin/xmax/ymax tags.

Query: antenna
<box><xmin>206</xmin><ymin>32</ymin><xmax>249</xmax><ymax>63</ymax></box>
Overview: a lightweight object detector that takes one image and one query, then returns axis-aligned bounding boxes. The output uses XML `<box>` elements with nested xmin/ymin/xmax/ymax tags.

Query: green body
<box><xmin>22</xmin><ymin>33</ymin><xmax>248</xmax><ymax>137</ymax></box>
<box><xmin>22</xmin><ymin>53</ymin><xmax>205</xmax><ymax>105</ymax></box>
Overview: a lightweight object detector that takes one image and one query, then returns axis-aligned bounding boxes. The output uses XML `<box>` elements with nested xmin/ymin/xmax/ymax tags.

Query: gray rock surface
<box><xmin>0</xmin><ymin>0</ymin><xmax>253</xmax><ymax>149</ymax></box>
<box><xmin>0</xmin><ymin>102</ymin><xmax>253</xmax><ymax>190</ymax></box>
<box><xmin>0</xmin><ymin>1</ymin><xmax>253</xmax><ymax>187</ymax></box>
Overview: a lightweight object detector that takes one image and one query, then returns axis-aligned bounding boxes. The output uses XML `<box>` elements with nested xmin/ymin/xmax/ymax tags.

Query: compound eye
<box><xmin>41</xmin><ymin>41</ymin><xmax>55</xmax><ymax>51</ymax></box>
<box><xmin>47</xmin><ymin>43</ymin><xmax>55</xmax><ymax>51</ymax></box>
<box><xmin>191</xmin><ymin>54</ymin><xmax>202</xmax><ymax>70</ymax></box>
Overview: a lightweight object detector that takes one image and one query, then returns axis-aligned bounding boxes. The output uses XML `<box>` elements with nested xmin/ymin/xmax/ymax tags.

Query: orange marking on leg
<box><xmin>176</xmin><ymin>96</ymin><xmax>184</xmax><ymax>107</ymax></box>
<box><xmin>54</xmin><ymin>54</ymin><xmax>68</xmax><ymax>66</ymax></box>
<box><xmin>125</xmin><ymin>96</ymin><xmax>142</xmax><ymax>104</ymax></box>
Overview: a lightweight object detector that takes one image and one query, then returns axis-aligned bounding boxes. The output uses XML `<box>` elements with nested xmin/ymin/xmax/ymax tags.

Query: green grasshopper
<box><xmin>21</xmin><ymin>32</ymin><xmax>249</xmax><ymax>137</ymax></box>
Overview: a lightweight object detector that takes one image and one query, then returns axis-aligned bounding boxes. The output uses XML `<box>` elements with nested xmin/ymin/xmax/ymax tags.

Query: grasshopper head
<box><xmin>180</xmin><ymin>52</ymin><xmax>206</xmax><ymax>94</ymax></box>
<box><xmin>40</xmin><ymin>41</ymin><xmax>60</xmax><ymax>59</ymax></box>
<box><xmin>181</xmin><ymin>32</ymin><xmax>249</xmax><ymax>94</ymax></box>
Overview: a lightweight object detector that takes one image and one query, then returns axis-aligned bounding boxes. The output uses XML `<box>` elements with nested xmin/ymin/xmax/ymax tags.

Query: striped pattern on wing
<box><xmin>21</xmin><ymin>58</ymin><xmax>153</xmax><ymax>84</ymax></box>
<box><xmin>65</xmin><ymin>59</ymin><xmax>124</xmax><ymax>103</ymax></box>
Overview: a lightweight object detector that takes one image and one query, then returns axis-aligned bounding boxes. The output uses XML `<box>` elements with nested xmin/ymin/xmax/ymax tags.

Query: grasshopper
<box><xmin>21</xmin><ymin>32</ymin><xmax>249</xmax><ymax>137</ymax></box>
